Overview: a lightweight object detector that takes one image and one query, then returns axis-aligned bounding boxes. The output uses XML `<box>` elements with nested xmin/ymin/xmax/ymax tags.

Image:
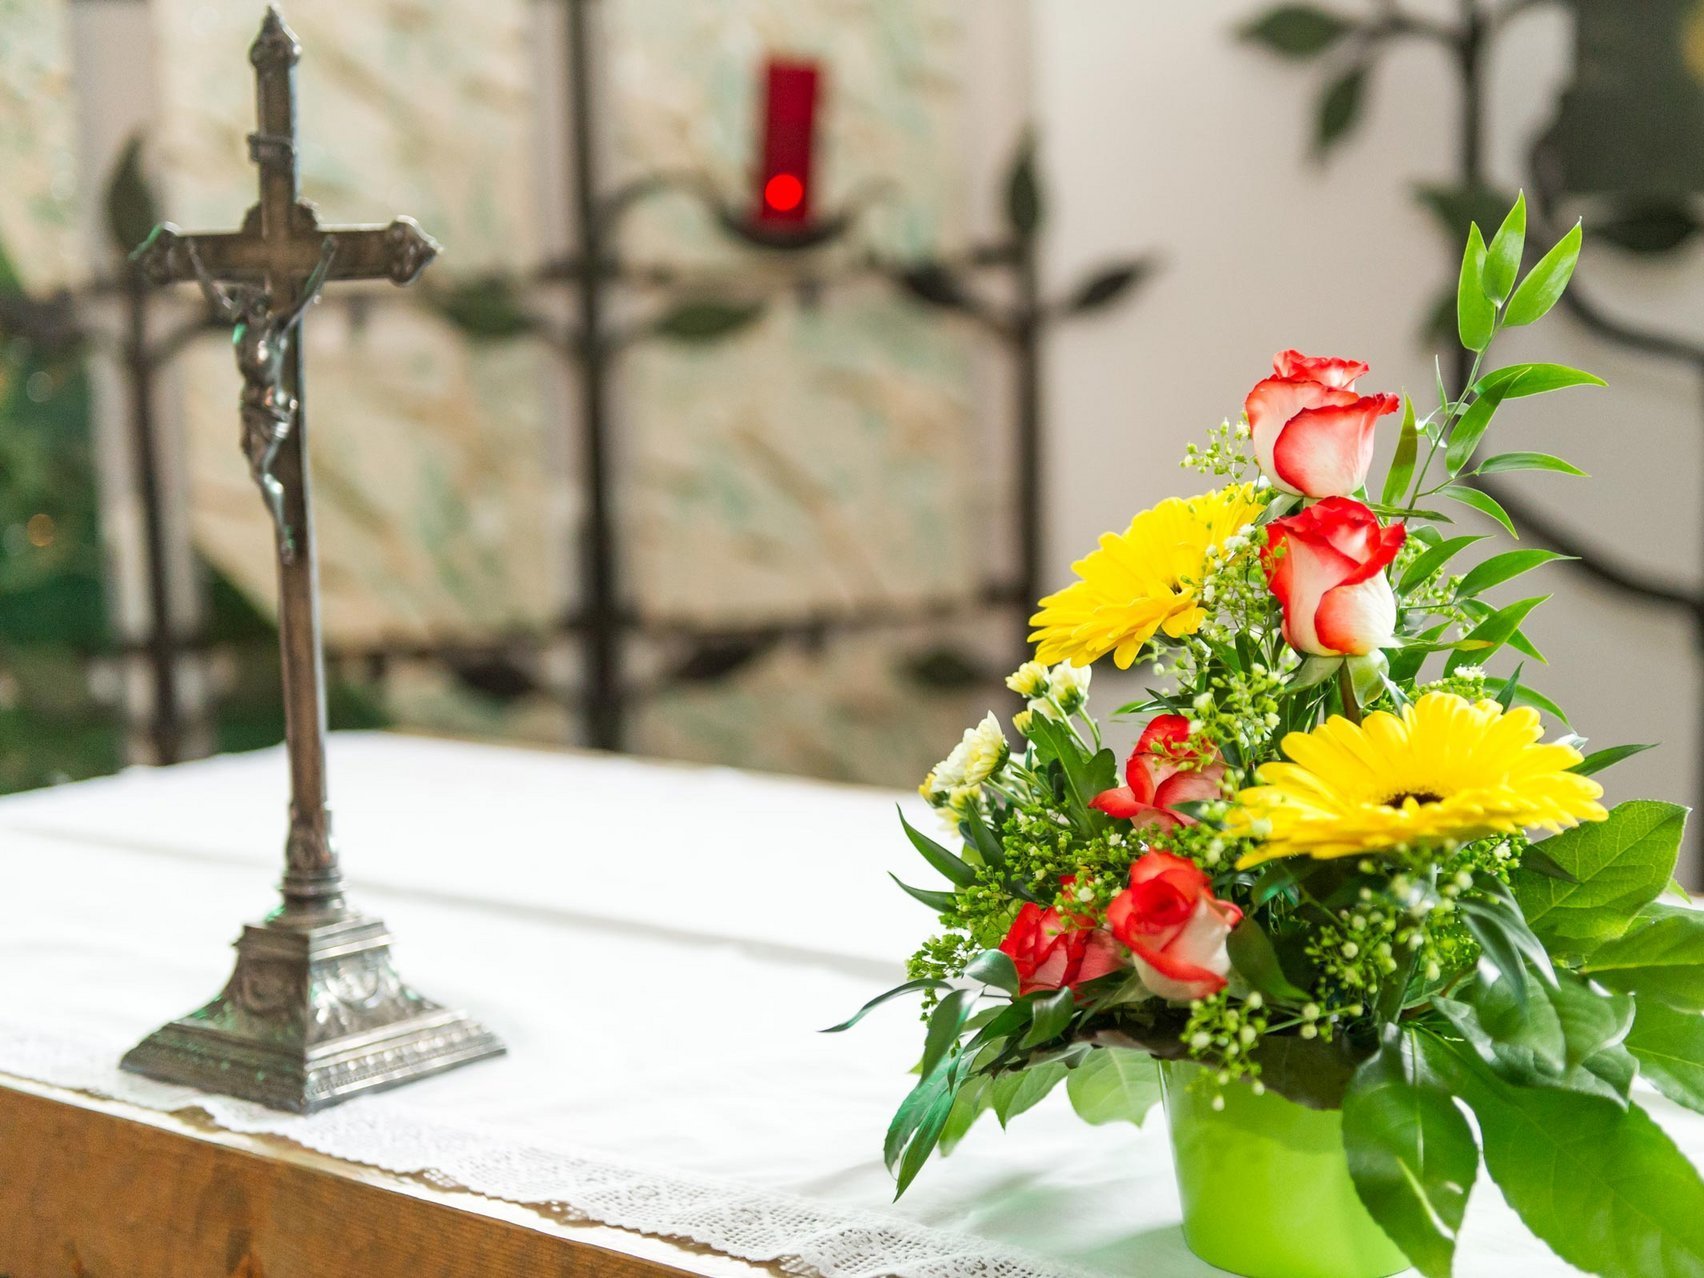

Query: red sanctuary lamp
<box><xmin>741</xmin><ymin>56</ymin><xmax>838</xmax><ymax>248</ymax></box>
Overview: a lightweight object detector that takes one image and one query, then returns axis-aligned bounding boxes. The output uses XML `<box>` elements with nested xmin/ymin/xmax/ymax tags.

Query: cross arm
<box><xmin>133</xmin><ymin>212</ymin><xmax>439</xmax><ymax>290</ymax></box>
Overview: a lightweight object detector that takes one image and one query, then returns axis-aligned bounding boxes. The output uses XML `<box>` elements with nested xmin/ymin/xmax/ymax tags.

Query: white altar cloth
<box><xmin>0</xmin><ymin>733</ymin><xmax>1698</xmax><ymax>1277</ymax></box>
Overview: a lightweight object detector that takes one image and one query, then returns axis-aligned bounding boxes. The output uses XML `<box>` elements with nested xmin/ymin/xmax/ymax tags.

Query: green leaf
<box><xmin>652</xmin><ymin>299</ymin><xmax>765</xmax><ymax>343</ymax></box>
<box><xmin>898</xmin><ymin>808</ymin><xmax>978</xmax><ymax>888</ymax></box>
<box><xmin>992</xmin><ymin>1061</ymin><xmax>1067</xmax><ymax>1126</ymax></box>
<box><xmin>1581</xmin><ymin>903</ymin><xmax>1704</xmax><ymax>1012</ymax></box>
<box><xmin>430</xmin><ymin>275</ymin><xmax>538</xmax><ymax>340</ymax></box>
<box><xmin>1021</xmin><ymin>988</ymin><xmax>1077</xmax><ymax>1048</ymax></box>
<box><xmin>1005</xmin><ymin>135</ymin><xmax>1042</xmax><ymax>238</ymax></box>
<box><xmin>1475</xmin><ymin>362</ymin><xmax>1606</xmax><ymax>398</ymax></box>
<box><xmin>919</xmin><ymin>988</ymin><xmax>978</xmax><ymax>1079</ymax></box>
<box><xmin>1473</xmin><ymin>451</ymin><xmax>1589</xmax><ymax>478</ymax></box>
<box><xmin>889</xmin><ymin>872</ymin><xmax>955</xmax><ymax>914</ymax></box>
<box><xmin>1398</xmin><ymin>534</ymin><xmax>1485</xmax><ymax>594</ymax></box>
<box><xmin>1248</xmin><ymin>1036</ymin><xmax>1356</xmax><ymax>1110</ymax></box>
<box><xmin>891</xmin><ymin>1068</ymin><xmax>958</xmax><ymax>1195</ymax></box>
<box><xmin>1065</xmin><ymin>1046</ymin><xmax>1162</xmax><ymax>1126</ymax></box>
<box><xmin>1227</xmin><ymin>918</ymin><xmax>1312</xmax><ymax>1003</ymax></box>
<box><xmin>822</xmin><ymin>976</ymin><xmax>950</xmax><ymax>1033</ymax></box>
<box><xmin>1546</xmin><ymin>969</ymin><xmax>1635</xmax><ymax>1071</ymax></box>
<box><xmin>1064</xmin><ymin>259</ymin><xmax>1154</xmax><ymax>314</ymax></box>
<box><xmin>1482</xmin><ymin>676</ymin><xmax>1569</xmax><ymax>725</ymax></box>
<box><xmin>1023</xmin><ymin>714</ymin><xmax>1115</xmax><ymax>832</ymax></box>
<box><xmin>1457</xmin><ymin>223</ymin><xmax>1495</xmax><ymax>352</ymax></box>
<box><xmin>1446</xmin><ymin>376</ymin><xmax>1518</xmax><ymax>475</ymax></box>
<box><xmin>1514</xmin><ymin>801</ymin><xmax>1688</xmax><ymax>948</ymax></box>
<box><xmin>1455</xmin><ymin>549</ymin><xmax>1571</xmax><ymax>599</ymax></box>
<box><xmin>1571</xmin><ymin>743</ymin><xmax>1657</xmax><ymax>777</ymax></box>
<box><xmin>1626</xmin><ymin>1000</ymin><xmax>1704</xmax><ymax>1116</ymax></box>
<box><xmin>936</xmin><ymin>1076</ymin><xmax>992</xmax><ymax>1154</ymax></box>
<box><xmin>965</xmin><ymin>949</ymin><xmax>1021</xmax><ymax>996</ymax></box>
<box><xmin>1381</xmin><ymin>395</ymin><xmax>1420</xmax><ymax>507</ymax></box>
<box><xmin>885</xmin><ymin>1058</ymin><xmax>952</xmax><ymax>1171</ymax></box>
<box><xmin>1342</xmin><ymin>1035</ymin><xmax>1477</xmax><ymax>1278</ymax></box>
<box><xmin>1482</xmin><ymin>192</ymin><xmax>1527</xmax><ymax>304</ymax></box>
<box><xmin>105</xmin><ymin>132</ymin><xmax>160</xmax><ymax>256</ymax></box>
<box><xmin>1240</xmin><ymin>5</ymin><xmax>1355</xmax><ymax>57</ymax></box>
<box><xmin>1435</xmin><ymin>1038</ymin><xmax>1704</xmax><ymax>1278</ymax></box>
<box><xmin>1445</xmin><ymin>595</ymin><xmax>1548</xmax><ymax>674</ymax></box>
<box><xmin>1438</xmin><ymin>483</ymin><xmax>1517</xmax><ymax>537</ymax></box>
<box><xmin>1315</xmin><ymin>65</ymin><xmax>1366</xmax><ymax>156</ymax></box>
<box><xmin>1505</xmin><ymin>222</ymin><xmax>1582</xmax><ymax>327</ymax></box>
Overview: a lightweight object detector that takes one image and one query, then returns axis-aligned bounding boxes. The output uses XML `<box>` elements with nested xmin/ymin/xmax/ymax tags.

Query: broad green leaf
<box><xmin>898</xmin><ymin>808</ymin><xmax>978</xmax><ymax>887</ymax></box>
<box><xmin>1227</xmin><ymin>918</ymin><xmax>1312</xmax><ymax>1003</ymax></box>
<box><xmin>965</xmin><ymin>949</ymin><xmax>1021</xmax><ymax>996</ymax></box>
<box><xmin>1626</xmin><ymin>1000</ymin><xmax>1704</xmax><ymax>1115</ymax></box>
<box><xmin>1505</xmin><ymin>222</ymin><xmax>1582</xmax><ymax>327</ymax></box>
<box><xmin>1439</xmin><ymin>483</ymin><xmax>1517</xmax><ymax>537</ymax></box>
<box><xmin>1473</xmin><ymin>451</ymin><xmax>1589</xmax><ymax>478</ymax></box>
<box><xmin>1470</xmin><ymin>962</ymin><xmax>1562</xmax><ymax>1057</ymax></box>
<box><xmin>1398</xmin><ymin>534</ymin><xmax>1486</xmax><ymax>593</ymax></box>
<box><xmin>1571</xmin><ymin>743</ymin><xmax>1657</xmax><ymax>777</ymax></box>
<box><xmin>823</xmin><ymin>976</ymin><xmax>950</xmax><ymax>1033</ymax></box>
<box><xmin>1315</xmin><ymin>64</ymin><xmax>1366</xmax><ymax>155</ymax></box>
<box><xmin>1475</xmin><ymin>363</ymin><xmax>1606</xmax><ymax>398</ymax></box>
<box><xmin>1434</xmin><ymin>1038</ymin><xmax>1704</xmax><ymax>1278</ymax></box>
<box><xmin>1248</xmin><ymin>1036</ymin><xmax>1356</xmax><ymax>1110</ymax></box>
<box><xmin>1381</xmin><ymin>395</ymin><xmax>1420</xmax><ymax>507</ymax></box>
<box><xmin>1581</xmin><ymin>903</ymin><xmax>1704</xmax><ymax>1011</ymax></box>
<box><xmin>886</xmin><ymin>1056</ymin><xmax>952</xmax><ymax>1169</ymax></box>
<box><xmin>889</xmin><ymin>873</ymin><xmax>955</xmax><ymax>914</ymax></box>
<box><xmin>1455</xmin><ymin>549</ymin><xmax>1571</xmax><ymax>599</ymax></box>
<box><xmin>893</xmin><ymin>1079</ymin><xmax>956</xmax><ymax>1195</ymax></box>
<box><xmin>1513</xmin><ymin>801</ymin><xmax>1687</xmax><ymax>947</ymax></box>
<box><xmin>1065</xmin><ymin>1046</ymin><xmax>1162</xmax><ymax>1126</ymax></box>
<box><xmin>1457</xmin><ymin>223</ymin><xmax>1495</xmax><ymax>352</ymax></box>
<box><xmin>1240</xmin><ymin>5</ymin><xmax>1355</xmax><ymax>57</ymax></box>
<box><xmin>1024</xmin><ymin>715</ymin><xmax>1116</xmax><ymax>832</ymax></box>
<box><xmin>1342</xmin><ymin>1035</ymin><xmax>1477</xmax><ymax>1278</ymax></box>
<box><xmin>1546</xmin><ymin>969</ymin><xmax>1635</xmax><ymax>1071</ymax></box>
<box><xmin>1482</xmin><ymin>192</ymin><xmax>1527</xmax><ymax>303</ymax></box>
<box><xmin>992</xmin><ymin>1061</ymin><xmax>1067</xmax><ymax>1126</ymax></box>
<box><xmin>1021</xmin><ymin>988</ymin><xmax>1077</xmax><ymax>1048</ymax></box>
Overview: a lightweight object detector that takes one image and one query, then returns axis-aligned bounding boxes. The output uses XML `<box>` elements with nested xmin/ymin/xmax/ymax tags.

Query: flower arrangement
<box><xmin>832</xmin><ymin>200</ymin><xmax>1704</xmax><ymax>1278</ymax></box>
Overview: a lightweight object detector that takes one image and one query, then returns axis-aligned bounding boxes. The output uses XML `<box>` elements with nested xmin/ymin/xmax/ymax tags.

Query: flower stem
<box><xmin>1337</xmin><ymin>662</ymin><xmax>1363</xmax><ymax>725</ymax></box>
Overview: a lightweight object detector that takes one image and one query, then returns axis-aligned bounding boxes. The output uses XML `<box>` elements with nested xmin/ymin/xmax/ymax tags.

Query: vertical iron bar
<box><xmin>1013</xmin><ymin>238</ymin><xmax>1043</xmax><ymax>649</ymax></box>
<box><xmin>123</xmin><ymin>270</ymin><xmax>182</xmax><ymax>764</ymax></box>
<box><xmin>566</xmin><ymin>0</ymin><xmax>624</xmax><ymax>751</ymax></box>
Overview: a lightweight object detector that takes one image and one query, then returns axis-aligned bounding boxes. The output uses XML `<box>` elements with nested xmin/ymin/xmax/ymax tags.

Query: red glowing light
<box><xmin>764</xmin><ymin>173</ymin><xmax>805</xmax><ymax>213</ymax></box>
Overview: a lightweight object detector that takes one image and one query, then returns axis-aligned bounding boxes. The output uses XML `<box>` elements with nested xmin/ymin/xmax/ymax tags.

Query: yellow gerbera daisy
<box><xmin>1029</xmin><ymin>483</ymin><xmax>1266</xmax><ymax>669</ymax></box>
<box><xmin>1230</xmin><ymin>691</ymin><xmax>1607</xmax><ymax>866</ymax></box>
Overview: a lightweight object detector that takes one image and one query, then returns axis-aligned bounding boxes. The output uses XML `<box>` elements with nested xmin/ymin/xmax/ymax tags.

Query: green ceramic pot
<box><xmin>1160</xmin><ymin>1059</ymin><xmax>1411</xmax><ymax>1278</ymax></box>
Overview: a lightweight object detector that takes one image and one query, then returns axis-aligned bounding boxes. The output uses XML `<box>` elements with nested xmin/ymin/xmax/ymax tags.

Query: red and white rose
<box><xmin>1090</xmin><ymin>714</ymin><xmax>1224</xmax><ymax>831</ymax></box>
<box><xmin>1265</xmin><ymin>497</ymin><xmax>1406</xmax><ymax>657</ymax></box>
<box><xmin>1245</xmin><ymin>350</ymin><xmax>1399</xmax><ymax>499</ymax></box>
<box><xmin>999</xmin><ymin>892</ymin><xmax>1127</xmax><ymax>996</ymax></box>
<box><xmin>1106</xmin><ymin>852</ymin><xmax>1242</xmax><ymax>1001</ymax></box>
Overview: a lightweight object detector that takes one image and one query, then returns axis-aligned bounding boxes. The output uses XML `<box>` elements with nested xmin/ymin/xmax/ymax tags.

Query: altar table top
<box><xmin>0</xmin><ymin>732</ymin><xmax>1700</xmax><ymax>1277</ymax></box>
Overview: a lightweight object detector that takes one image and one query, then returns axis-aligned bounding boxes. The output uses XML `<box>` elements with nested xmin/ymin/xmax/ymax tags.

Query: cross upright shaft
<box><xmin>134</xmin><ymin>7</ymin><xmax>439</xmax><ymax>923</ymax></box>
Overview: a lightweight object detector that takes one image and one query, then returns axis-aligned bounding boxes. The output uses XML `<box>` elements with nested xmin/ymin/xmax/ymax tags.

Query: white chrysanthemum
<box><xmin>953</xmin><ymin>712</ymin><xmax>1010</xmax><ymax>787</ymax></box>
<box><xmin>1005</xmin><ymin>661</ymin><xmax>1051</xmax><ymax>699</ymax></box>
<box><xmin>1050</xmin><ymin>662</ymin><xmax>1092</xmax><ymax>712</ymax></box>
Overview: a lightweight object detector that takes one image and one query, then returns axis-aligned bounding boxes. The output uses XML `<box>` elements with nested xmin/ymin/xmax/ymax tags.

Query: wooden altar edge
<box><xmin>0</xmin><ymin>1075</ymin><xmax>771</xmax><ymax>1278</ymax></box>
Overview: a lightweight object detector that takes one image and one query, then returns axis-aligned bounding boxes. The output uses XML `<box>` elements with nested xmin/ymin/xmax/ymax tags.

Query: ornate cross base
<box><xmin>120</xmin><ymin>913</ymin><xmax>504</xmax><ymax>1113</ymax></box>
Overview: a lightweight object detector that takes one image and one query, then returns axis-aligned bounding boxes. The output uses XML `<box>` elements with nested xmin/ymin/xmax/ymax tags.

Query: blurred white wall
<box><xmin>1033</xmin><ymin>1</ymin><xmax>1704</xmax><ymax>881</ymax></box>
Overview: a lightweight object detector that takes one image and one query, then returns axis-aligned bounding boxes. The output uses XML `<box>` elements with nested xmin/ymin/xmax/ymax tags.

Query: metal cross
<box><xmin>134</xmin><ymin>6</ymin><xmax>438</xmax><ymax>922</ymax></box>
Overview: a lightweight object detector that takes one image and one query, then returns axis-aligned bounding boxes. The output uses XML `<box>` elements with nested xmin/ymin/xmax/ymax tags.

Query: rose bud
<box><xmin>1090</xmin><ymin>713</ymin><xmax>1224</xmax><ymax>831</ymax></box>
<box><xmin>1265</xmin><ymin>497</ymin><xmax>1406</xmax><ymax>657</ymax></box>
<box><xmin>1245</xmin><ymin>351</ymin><xmax>1398</xmax><ymax>499</ymax></box>
<box><xmin>999</xmin><ymin>891</ymin><xmax>1127</xmax><ymax>997</ymax></box>
<box><xmin>1106</xmin><ymin>852</ymin><xmax>1242</xmax><ymax>1001</ymax></box>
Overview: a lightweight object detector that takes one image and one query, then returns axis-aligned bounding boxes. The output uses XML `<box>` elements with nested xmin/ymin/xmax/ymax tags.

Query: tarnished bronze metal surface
<box><xmin>121</xmin><ymin>6</ymin><xmax>502</xmax><ymax>1113</ymax></box>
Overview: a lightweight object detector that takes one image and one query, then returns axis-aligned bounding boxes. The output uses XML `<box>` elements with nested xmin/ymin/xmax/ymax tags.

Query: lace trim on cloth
<box><xmin>0</xmin><ymin>1025</ymin><xmax>1091</xmax><ymax>1278</ymax></box>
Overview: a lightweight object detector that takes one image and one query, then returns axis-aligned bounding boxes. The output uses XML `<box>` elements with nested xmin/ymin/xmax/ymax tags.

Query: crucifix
<box><xmin>121</xmin><ymin>7</ymin><xmax>503</xmax><ymax>1113</ymax></box>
